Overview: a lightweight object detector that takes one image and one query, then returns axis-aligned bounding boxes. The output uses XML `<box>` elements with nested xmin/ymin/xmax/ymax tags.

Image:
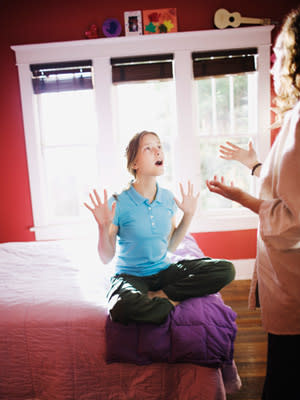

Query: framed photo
<box><xmin>142</xmin><ymin>8</ymin><xmax>178</xmax><ymax>35</ymax></box>
<box><xmin>124</xmin><ymin>10</ymin><xmax>143</xmax><ymax>36</ymax></box>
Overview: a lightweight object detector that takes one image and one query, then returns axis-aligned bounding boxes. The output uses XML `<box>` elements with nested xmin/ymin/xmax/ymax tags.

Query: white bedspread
<box><xmin>0</xmin><ymin>239</ymin><xmax>240</xmax><ymax>400</ymax></box>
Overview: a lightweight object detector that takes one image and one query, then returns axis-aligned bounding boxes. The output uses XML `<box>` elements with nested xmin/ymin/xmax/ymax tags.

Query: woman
<box><xmin>207</xmin><ymin>8</ymin><xmax>300</xmax><ymax>400</ymax></box>
<box><xmin>85</xmin><ymin>130</ymin><xmax>235</xmax><ymax>325</ymax></box>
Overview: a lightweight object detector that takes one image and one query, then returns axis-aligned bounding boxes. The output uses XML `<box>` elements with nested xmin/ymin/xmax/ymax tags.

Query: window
<box><xmin>12</xmin><ymin>27</ymin><xmax>273</xmax><ymax>239</ymax></box>
<box><xmin>35</xmin><ymin>91</ymin><xmax>99</xmax><ymax>220</ymax></box>
<box><xmin>111</xmin><ymin>54</ymin><xmax>177</xmax><ymax>189</ymax></box>
<box><xmin>192</xmin><ymin>49</ymin><xmax>258</xmax><ymax>212</ymax></box>
<box><xmin>31</xmin><ymin>61</ymin><xmax>99</xmax><ymax>222</ymax></box>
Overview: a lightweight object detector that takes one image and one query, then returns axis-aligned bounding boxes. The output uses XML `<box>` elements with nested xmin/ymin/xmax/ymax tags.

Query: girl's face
<box><xmin>271</xmin><ymin>34</ymin><xmax>285</xmax><ymax>96</ymax></box>
<box><xmin>133</xmin><ymin>133</ymin><xmax>164</xmax><ymax>178</ymax></box>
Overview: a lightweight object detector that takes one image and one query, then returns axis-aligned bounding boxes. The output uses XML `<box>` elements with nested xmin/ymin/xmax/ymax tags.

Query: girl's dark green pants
<box><xmin>107</xmin><ymin>257</ymin><xmax>235</xmax><ymax>325</ymax></box>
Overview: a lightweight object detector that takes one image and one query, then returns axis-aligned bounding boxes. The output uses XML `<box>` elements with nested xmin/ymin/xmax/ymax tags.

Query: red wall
<box><xmin>1</xmin><ymin>0</ymin><xmax>299</xmax><ymax>256</ymax></box>
<box><xmin>191</xmin><ymin>230</ymin><xmax>258</xmax><ymax>260</ymax></box>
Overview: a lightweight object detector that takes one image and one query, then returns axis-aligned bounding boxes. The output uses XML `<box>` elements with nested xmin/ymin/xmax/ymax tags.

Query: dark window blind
<box><xmin>111</xmin><ymin>54</ymin><xmax>174</xmax><ymax>83</ymax></box>
<box><xmin>192</xmin><ymin>48</ymin><xmax>257</xmax><ymax>78</ymax></box>
<box><xmin>30</xmin><ymin>60</ymin><xmax>93</xmax><ymax>94</ymax></box>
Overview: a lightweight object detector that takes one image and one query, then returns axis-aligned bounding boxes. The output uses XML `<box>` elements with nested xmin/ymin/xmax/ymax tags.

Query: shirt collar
<box><xmin>127</xmin><ymin>183</ymin><xmax>162</xmax><ymax>205</ymax></box>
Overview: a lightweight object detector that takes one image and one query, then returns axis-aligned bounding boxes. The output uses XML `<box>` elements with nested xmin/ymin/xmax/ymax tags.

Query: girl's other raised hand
<box><xmin>84</xmin><ymin>189</ymin><xmax>116</xmax><ymax>227</ymax></box>
<box><xmin>174</xmin><ymin>181</ymin><xmax>200</xmax><ymax>216</ymax></box>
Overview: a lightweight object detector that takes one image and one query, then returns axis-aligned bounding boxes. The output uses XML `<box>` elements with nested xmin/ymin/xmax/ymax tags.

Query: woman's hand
<box><xmin>174</xmin><ymin>181</ymin><xmax>200</xmax><ymax>216</ymax></box>
<box><xmin>219</xmin><ymin>140</ymin><xmax>258</xmax><ymax>170</ymax></box>
<box><xmin>84</xmin><ymin>189</ymin><xmax>116</xmax><ymax>227</ymax></box>
<box><xmin>206</xmin><ymin>176</ymin><xmax>262</xmax><ymax>214</ymax></box>
<box><xmin>206</xmin><ymin>176</ymin><xmax>243</xmax><ymax>202</ymax></box>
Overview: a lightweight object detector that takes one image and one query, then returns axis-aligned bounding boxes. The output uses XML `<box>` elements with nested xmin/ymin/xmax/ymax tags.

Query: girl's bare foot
<box><xmin>147</xmin><ymin>290</ymin><xmax>180</xmax><ymax>306</ymax></box>
<box><xmin>148</xmin><ymin>289</ymin><xmax>168</xmax><ymax>299</ymax></box>
<box><xmin>168</xmin><ymin>299</ymin><xmax>180</xmax><ymax>307</ymax></box>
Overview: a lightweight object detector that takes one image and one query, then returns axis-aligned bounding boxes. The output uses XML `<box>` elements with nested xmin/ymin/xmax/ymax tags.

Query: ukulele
<box><xmin>214</xmin><ymin>8</ymin><xmax>271</xmax><ymax>29</ymax></box>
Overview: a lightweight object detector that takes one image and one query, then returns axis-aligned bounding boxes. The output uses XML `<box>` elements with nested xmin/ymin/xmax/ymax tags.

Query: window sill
<box><xmin>31</xmin><ymin>212</ymin><xmax>258</xmax><ymax>241</ymax></box>
<box><xmin>189</xmin><ymin>212</ymin><xmax>259</xmax><ymax>232</ymax></box>
<box><xmin>30</xmin><ymin>221</ymin><xmax>98</xmax><ymax>241</ymax></box>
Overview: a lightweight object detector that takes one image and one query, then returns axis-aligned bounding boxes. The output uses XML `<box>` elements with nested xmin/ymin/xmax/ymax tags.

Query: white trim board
<box><xmin>12</xmin><ymin>26</ymin><xmax>274</xmax><ymax>64</ymax></box>
<box><xmin>231</xmin><ymin>258</ymin><xmax>255</xmax><ymax>280</ymax></box>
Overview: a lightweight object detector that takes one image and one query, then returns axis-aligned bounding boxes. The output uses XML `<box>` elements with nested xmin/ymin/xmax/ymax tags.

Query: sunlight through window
<box><xmin>113</xmin><ymin>80</ymin><xmax>177</xmax><ymax>190</ymax></box>
<box><xmin>195</xmin><ymin>73</ymin><xmax>258</xmax><ymax>210</ymax></box>
<box><xmin>36</xmin><ymin>90</ymin><xmax>99</xmax><ymax>221</ymax></box>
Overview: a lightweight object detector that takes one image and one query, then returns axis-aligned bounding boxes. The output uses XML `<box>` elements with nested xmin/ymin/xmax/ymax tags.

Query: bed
<box><xmin>0</xmin><ymin>235</ymin><xmax>241</xmax><ymax>400</ymax></box>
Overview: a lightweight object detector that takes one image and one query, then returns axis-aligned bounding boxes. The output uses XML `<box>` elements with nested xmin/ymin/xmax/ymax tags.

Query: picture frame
<box><xmin>124</xmin><ymin>10</ymin><xmax>143</xmax><ymax>36</ymax></box>
<box><xmin>142</xmin><ymin>8</ymin><xmax>178</xmax><ymax>35</ymax></box>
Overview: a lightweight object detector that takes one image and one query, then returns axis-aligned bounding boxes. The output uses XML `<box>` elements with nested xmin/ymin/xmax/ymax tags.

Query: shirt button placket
<box><xmin>148</xmin><ymin>206</ymin><xmax>155</xmax><ymax>232</ymax></box>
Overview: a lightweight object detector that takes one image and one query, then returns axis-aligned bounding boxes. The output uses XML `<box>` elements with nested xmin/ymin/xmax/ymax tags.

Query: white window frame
<box><xmin>12</xmin><ymin>26</ymin><xmax>273</xmax><ymax>240</ymax></box>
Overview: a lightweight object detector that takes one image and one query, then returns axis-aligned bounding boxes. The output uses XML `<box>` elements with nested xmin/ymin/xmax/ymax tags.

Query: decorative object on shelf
<box><xmin>214</xmin><ymin>8</ymin><xmax>271</xmax><ymax>29</ymax></box>
<box><xmin>84</xmin><ymin>24</ymin><xmax>99</xmax><ymax>39</ymax></box>
<box><xmin>102</xmin><ymin>18</ymin><xmax>122</xmax><ymax>37</ymax></box>
<box><xmin>143</xmin><ymin>8</ymin><xmax>177</xmax><ymax>35</ymax></box>
<box><xmin>124</xmin><ymin>10</ymin><xmax>143</xmax><ymax>36</ymax></box>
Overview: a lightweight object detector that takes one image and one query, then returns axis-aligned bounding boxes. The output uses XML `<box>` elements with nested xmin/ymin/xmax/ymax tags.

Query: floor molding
<box><xmin>230</xmin><ymin>258</ymin><xmax>255</xmax><ymax>280</ymax></box>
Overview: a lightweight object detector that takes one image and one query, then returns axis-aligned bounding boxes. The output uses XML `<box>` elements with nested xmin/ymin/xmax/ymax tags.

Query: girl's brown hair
<box><xmin>126</xmin><ymin>130</ymin><xmax>159</xmax><ymax>177</ymax></box>
<box><xmin>274</xmin><ymin>7</ymin><xmax>300</xmax><ymax>125</ymax></box>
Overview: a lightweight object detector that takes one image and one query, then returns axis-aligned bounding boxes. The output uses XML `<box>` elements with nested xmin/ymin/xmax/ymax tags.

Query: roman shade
<box><xmin>111</xmin><ymin>54</ymin><xmax>174</xmax><ymax>83</ymax></box>
<box><xmin>30</xmin><ymin>60</ymin><xmax>93</xmax><ymax>94</ymax></box>
<box><xmin>192</xmin><ymin>48</ymin><xmax>257</xmax><ymax>78</ymax></box>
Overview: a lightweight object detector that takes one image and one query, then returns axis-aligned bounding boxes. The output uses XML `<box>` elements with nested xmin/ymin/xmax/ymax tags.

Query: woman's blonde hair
<box><xmin>126</xmin><ymin>130</ymin><xmax>159</xmax><ymax>177</ymax></box>
<box><xmin>274</xmin><ymin>7</ymin><xmax>300</xmax><ymax>125</ymax></box>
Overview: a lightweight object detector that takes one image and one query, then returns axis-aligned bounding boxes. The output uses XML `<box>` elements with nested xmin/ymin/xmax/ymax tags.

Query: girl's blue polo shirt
<box><xmin>110</xmin><ymin>184</ymin><xmax>177</xmax><ymax>277</ymax></box>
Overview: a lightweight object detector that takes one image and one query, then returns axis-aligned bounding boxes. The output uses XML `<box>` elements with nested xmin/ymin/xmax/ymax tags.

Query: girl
<box><xmin>85</xmin><ymin>130</ymin><xmax>235</xmax><ymax>325</ymax></box>
<box><xmin>206</xmin><ymin>8</ymin><xmax>300</xmax><ymax>400</ymax></box>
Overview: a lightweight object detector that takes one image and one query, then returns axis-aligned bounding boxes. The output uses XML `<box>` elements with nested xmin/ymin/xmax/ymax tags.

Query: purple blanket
<box><xmin>106</xmin><ymin>293</ymin><xmax>237</xmax><ymax>368</ymax></box>
<box><xmin>106</xmin><ymin>235</ymin><xmax>237</xmax><ymax>368</ymax></box>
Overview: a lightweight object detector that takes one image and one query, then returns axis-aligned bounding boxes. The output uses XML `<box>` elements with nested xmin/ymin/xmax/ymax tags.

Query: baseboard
<box><xmin>230</xmin><ymin>258</ymin><xmax>255</xmax><ymax>280</ymax></box>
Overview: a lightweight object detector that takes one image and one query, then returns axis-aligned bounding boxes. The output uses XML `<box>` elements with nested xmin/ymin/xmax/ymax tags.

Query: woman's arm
<box><xmin>84</xmin><ymin>189</ymin><xmax>117</xmax><ymax>264</ymax></box>
<box><xmin>219</xmin><ymin>141</ymin><xmax>262</xmax><ymax>177</ymax></box>
<box><xmin>168</xmin><ymin>182</ymin><xmax>199</xmax><ymax>253</ymax></box>
<box><xmin>206</xmin><ymin>177</ymin><xmax>263</xmax><ymax>214</ymax></box>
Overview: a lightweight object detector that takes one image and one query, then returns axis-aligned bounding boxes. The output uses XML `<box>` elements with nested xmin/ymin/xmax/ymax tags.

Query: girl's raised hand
<box><xmin>174</xmin><ymin>181</ymin><xmax>200</xmax><ymax>216</ymax></box>
<box><xmin>219</xmin><ymin>140</ymin><xmax>258</xmax><ymax>169</ymax></box>
<box><xmin>84</xmin><ymin>189</ymin><xmax>116</xmax><ymax>227</ymax></box>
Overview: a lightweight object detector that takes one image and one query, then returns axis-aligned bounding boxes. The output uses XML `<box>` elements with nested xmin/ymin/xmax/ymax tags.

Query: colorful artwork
<box><xmin>142</xmin><ymin>8</ymin><xmax>178</xmax><ymax>34</ymax></box>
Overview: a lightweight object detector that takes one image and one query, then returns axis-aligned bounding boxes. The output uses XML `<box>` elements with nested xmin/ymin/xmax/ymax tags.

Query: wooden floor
<box><xmin>220</xmin><ymin>280</ymin><xmax>267</xmax><ymax>400</ymax></box>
